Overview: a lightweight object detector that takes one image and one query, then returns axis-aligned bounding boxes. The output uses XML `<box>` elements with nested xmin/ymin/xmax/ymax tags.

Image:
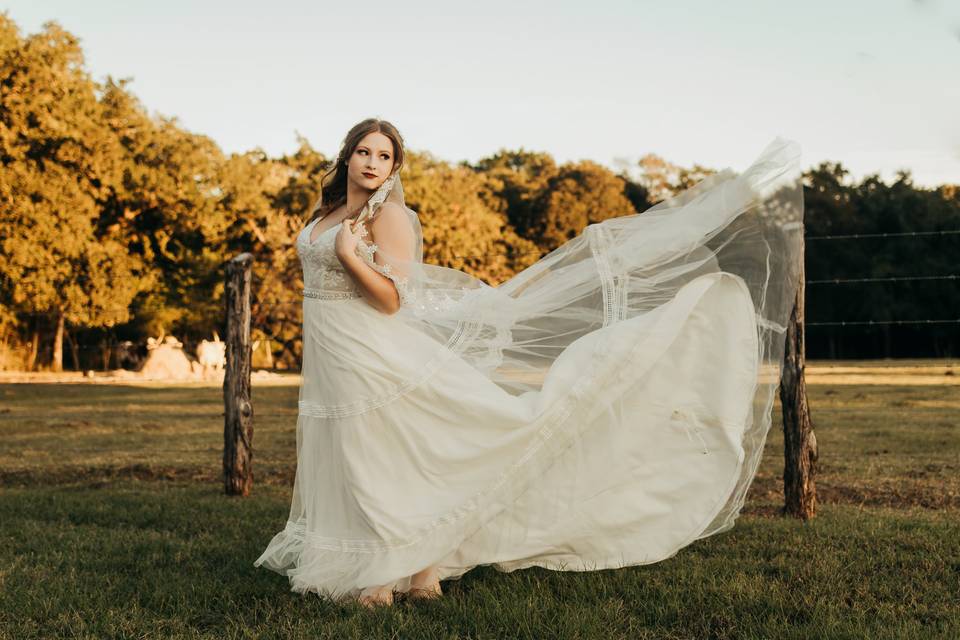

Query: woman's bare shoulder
<box><xmin>370</xmin><ymin>202</ymin><xmax>414</xmax><ymax>239</ymax></box>
<box><xmin>374</xmin><ymin>201</ymin><xmax>406</xmax><ymax>221</ymax></box>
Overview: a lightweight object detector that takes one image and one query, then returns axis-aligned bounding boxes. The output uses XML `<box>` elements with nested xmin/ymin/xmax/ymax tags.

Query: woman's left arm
<box><xmin>336</xmin><ymin>203</ymin><xmax>414</xmax><ymax>315</ymax></box>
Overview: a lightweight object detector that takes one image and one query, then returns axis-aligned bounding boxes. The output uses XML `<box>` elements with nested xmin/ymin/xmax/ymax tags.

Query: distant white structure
<box><xmin>135</xmin><ymin>330</ymin><xmax>237</xmax><ymax>381</ymax></box>
<box><xmin>196</xmin><ymin>331</ymin><xmax>226</xmax><ymax>377</ymax></box>
<box><xmin>139</xmin><ymin>332</ymin><xmax>198</xmax><ymax>380</ymax></box>
<box><xmin>93</xmin><ymin>330</ymin><xmax>275</xmax><ymax>383</ymax></box>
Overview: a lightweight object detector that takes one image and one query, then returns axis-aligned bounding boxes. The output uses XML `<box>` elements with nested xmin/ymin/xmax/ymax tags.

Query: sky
<box><xmin>4</xmin><ymin>0</ymin><xmax>959</xmax><ymax>187</ymax></box>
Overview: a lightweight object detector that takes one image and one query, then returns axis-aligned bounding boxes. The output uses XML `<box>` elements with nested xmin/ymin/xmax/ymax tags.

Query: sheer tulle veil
<box><xmin>330</xmin><ymin>136</ymin><xmax>803</xmax><ymax>540</ymax></box>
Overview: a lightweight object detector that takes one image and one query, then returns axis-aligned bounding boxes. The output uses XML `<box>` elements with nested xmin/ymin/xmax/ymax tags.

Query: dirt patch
<box><xmin>0</xmin><ymin>370</ymin><xmax>299</xmax><ymax>386</ymax></box>
<box><xmin>803</xmin><ymin>362</ymin><xmax>959</xmax><ymax>386</ymax></box>
<box><xmin>0</xmin><ymin>464</ymin><xmax>297</xmax><ymax>488</ymax></box>
<box><xmin>746</xmin><ymin>474</ymin><xmax>960</xmax><ymax>510</ymax></box>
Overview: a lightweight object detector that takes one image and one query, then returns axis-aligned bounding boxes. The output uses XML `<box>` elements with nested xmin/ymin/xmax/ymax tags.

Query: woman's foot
<box><xmin>357</xmin><ymin>585</ymin><xmax>395</xmax><ymax>608</ymax></box>
<box><xmin>406</xmin><ymin>583</ymin><xmax>442</xmax><ymax>601</ymax></box>
<box><xmin>406</xmin><ymin>564</ymin><xmax>442</xmax><ymax>601</ymax></box>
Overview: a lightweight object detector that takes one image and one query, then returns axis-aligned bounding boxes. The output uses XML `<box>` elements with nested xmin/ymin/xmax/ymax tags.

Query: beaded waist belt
<box><xmin>302</xmin><ymin>288</ymin><xmax>362</xmax><ymax>301</ymax></box>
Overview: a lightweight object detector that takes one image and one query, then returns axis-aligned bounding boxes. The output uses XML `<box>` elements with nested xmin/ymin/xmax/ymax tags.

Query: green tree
<box><xmin>98</xmin><ymin>75</ymin><xmax>230</xmax><ymax>341</ymax></box>
<box><xmin>473</xmin><ymin>149</ymin><xmax>558</xmax><ymax>242</ymax></box>
<box><xmin>533</xmin><ymin>160</ymin><xmax>638</xmax><ymax>252</ymax></box>
<box><xmin>403</xmin><ymin>151</ymin><xmax>541</xmax><ymax>285</ymax></box>
<box><xmin>0</xmin><ymin>17</ymin><xmax>150</xmax><ymax>371</ymax></box>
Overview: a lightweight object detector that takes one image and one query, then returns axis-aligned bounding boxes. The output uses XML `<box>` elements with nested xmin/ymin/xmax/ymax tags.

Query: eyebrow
<box><xmin>359</xmin><ymin>145</ymin><xmax>391</xmax><ymax>154</ymax></box>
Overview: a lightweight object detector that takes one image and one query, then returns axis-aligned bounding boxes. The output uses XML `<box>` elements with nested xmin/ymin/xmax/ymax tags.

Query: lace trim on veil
<box><xmin>588</xmin><ymin>225</ymin><xmax>629</xmax><ymax>326</ymax></box>
<box><xmin>355</xmin><ymin>239</ymin><xmax>417</xmax><ymax>307</ymax></box>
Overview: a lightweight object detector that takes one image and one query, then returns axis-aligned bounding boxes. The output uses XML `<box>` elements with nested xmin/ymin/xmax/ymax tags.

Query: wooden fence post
<box><xmin>779</xmin><ymin>240</ymin><xmax>818</xmax><ymax>518</ymax></box>
<box><xmin>223</xmin><ymin>253</ymin><xmax>254</xmax><ymax>496</ymax></box>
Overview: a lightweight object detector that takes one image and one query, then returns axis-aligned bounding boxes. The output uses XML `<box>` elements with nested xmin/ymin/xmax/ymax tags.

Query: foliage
<box><xmin>0</xmin><ymin>19</ymin><xmax>151</xmax><ymax>343</ymax></box>
<box><xmin>802</xmin><ymin>163</ymin><xmax>960</xmax><ymax>359</ymax></box>
<box><xmin>1</xmin><ymin>14</ymin><xmax>958</xmax><ymax>370</ymax></box>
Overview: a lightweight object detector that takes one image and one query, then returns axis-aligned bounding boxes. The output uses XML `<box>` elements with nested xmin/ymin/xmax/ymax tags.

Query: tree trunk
<box><xmin>779</xmin><ymin>246</ymin><xmax>817</xmax><ymax>519</ymax></box>
<box><xmin>28</xmin><ymin>322</ymin><xmax>40</xmax><ymax>371</ymax></box>
<box><xmin>64</xmin><ymin>327</ymin><xmax>81</xmax><ymax>371</ymax></box>
<box><xmin>223</xmin><ymin>253</ymin><xmax>254</xmax><ymax>496</ymax></box>
<box><xmin>101</xmin><ymin>339</ymin><xmax>111</xmax><ymax>371</ymax></box>
<box><xmin>52</xmin><ymin>311</ymin><xmax>64</xmax><ymax>372</ymax></box>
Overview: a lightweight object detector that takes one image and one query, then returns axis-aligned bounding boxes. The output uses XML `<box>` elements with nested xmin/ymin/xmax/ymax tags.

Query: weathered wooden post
<box><xmin>779</xmin><ymin>240</ymin><xmax>818</xmax><ymax>518</ymax></box>
<box><xmin>223</xmin><ymin>253</ymin><xmax>254</xmax><ymax>496</ymax></box>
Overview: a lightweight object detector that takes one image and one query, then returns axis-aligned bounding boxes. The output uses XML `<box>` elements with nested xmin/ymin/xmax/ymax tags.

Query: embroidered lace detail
<box><xmin>296</xmin><ymin>219</ymin><xmax>365</xmax><ymax>297</ymax></box>
<box><xmin>354</xmin><ymin>239</ymin><xmax>478</xmax><ymax>314</ymax></box>
<box><xmin>355</xmin><ymin>172</ymin><xmax>399</xmax><ymax>225</ymax></box>
<box><xmin>303</xmin><ymin>288</ymin><xmax>362</xmax><ymax>300</ymax></box>
<box><xmin>422</xmin><ymin>288</ymin><xmax>465</xmax><ymax>313</ymax></box>
<box><xmin>355</xmin><ymin>238</ymin><xmax>418</xmax><ymax>308</ymax></box>
<box><xmin>298</xmin><ymin>214</ymin><xmax>456</xmax><ymax>313</ymax></box>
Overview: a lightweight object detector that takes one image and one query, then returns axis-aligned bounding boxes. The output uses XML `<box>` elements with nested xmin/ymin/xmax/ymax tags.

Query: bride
<box><xmin>254</xmin><ymin>118</ymin><xmax>804</xmax><ymax>607</ymax></box>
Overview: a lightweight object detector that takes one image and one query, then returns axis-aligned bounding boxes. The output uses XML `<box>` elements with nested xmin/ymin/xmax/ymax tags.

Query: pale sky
<box><xmin>4</xmin><ymin>0</ymin><xmax>959</xmax><ymax>186</ymax></box>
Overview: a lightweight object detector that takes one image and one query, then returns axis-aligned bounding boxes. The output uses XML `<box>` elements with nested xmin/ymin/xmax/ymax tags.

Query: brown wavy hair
<box><xmin>307</xmin><ymin>117</ymin><xmax>406</xmax><ymax>223</ymax></box>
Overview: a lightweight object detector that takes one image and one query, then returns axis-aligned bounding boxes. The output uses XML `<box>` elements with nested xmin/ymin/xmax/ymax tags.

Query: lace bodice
<box><xmin>297</xmin><ymin>218</ymin><xmax>363</xmax><ymax>297</ymax></box>
<box><xmin>296</xmin><ymin>216</ymin><xmax>412</xmax><ymax>304</ymax></box>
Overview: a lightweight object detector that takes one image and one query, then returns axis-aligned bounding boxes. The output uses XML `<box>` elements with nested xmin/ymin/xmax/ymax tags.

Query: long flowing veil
<box><xmin>341</xmin><ymin>136</ymin><xmax>803</xmax><ymax>538</ymax></box>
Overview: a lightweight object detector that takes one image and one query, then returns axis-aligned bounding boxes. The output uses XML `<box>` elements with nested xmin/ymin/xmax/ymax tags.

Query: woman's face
<box><xmin>346</xmin><ymin>131</ymin><xmax>395</xmax><ymax>191</ymax></box>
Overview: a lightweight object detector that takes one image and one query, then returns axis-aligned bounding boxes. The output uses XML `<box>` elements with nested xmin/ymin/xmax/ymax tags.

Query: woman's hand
<box><xmin>334</xmin><ymin>219</ymin><xmax>362</xmax><ymax>260</ymax></box>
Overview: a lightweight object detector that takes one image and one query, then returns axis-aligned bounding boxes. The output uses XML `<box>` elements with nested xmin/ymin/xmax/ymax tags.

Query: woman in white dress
<box><xmin>254</xmin><ymin>118</ymin><xmax>805</xmax><ymax>607</ymax></box>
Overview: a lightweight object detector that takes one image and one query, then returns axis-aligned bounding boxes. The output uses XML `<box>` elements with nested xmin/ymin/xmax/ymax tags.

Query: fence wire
<box><xmin>5</xmin><ymin>227</ymin><xmax>959</xmax><ymax>353</ymax></box>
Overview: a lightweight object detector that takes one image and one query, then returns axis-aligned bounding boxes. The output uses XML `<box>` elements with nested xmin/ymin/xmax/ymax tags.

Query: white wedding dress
<box><xmin>254</xmin><ymin>138</ymin><xmax>804</xmax><ymax>602</ymax></box>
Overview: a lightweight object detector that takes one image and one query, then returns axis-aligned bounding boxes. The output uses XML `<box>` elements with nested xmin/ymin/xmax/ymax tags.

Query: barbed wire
<box><xmin>8</xmin><ymin>314</ymin><xmax>960</xmax><ymax>336</ymax></box>
<box><xmin>807</xmin><ymin>319</ymin><xmax>960</xmax><ymax>327</ymax></box>
<box><xmin>4</xmin><ymin>228</ymin><xmax>959</xmax><ymax>355</ymax></box>
<box><xmin>6</xmin><ymin>228</ymin><xmax>959</xmax><ymax>305</ymax></box>
<box><xmin>806</xmin><ymin>274</ymin><xmax>958</xmax><ymax>284</ymax></box>
<box><xmin>7</xmin><ymin>308</ymin><xmax>960</xmax><ymax>330</ymax></box>
<box><xmin>805</xmin><ymin>229</ymin><xmax>960</xmax><ymax>240</ymax></box>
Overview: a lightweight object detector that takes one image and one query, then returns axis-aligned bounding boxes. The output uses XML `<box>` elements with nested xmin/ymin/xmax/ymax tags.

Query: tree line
<box><xmin>1</xmin><ymin>15</ymin><xmax>957</xmax><ymax>372</ymax></box>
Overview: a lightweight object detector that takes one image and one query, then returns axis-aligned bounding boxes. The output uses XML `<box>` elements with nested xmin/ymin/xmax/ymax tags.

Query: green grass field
<box><xmin>1</xmin><ymin>361</ymin><xmax>958</xmax><ymax>639</ymax></box>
